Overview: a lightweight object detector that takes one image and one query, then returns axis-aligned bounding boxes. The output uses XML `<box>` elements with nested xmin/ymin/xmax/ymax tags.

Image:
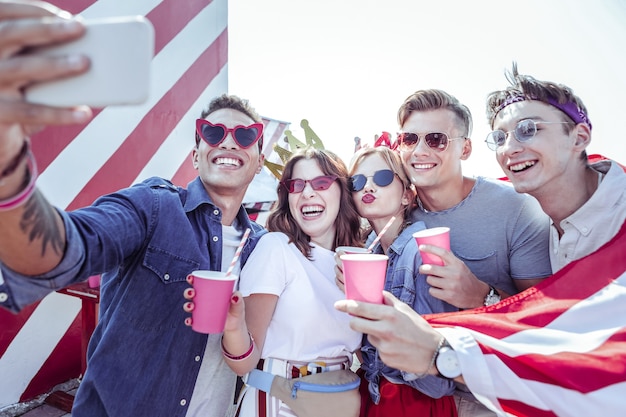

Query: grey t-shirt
<box><xmin>411</xmin><ymin>176</ymin><xmax>551</xmax><ymax>297</ymax></box>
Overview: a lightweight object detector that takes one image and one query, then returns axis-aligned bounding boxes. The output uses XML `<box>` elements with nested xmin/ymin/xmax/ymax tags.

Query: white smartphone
<box><xmin>25</xmin><ymin>16</ymin><xmax>155</xmax><ymax>108</ymax></box>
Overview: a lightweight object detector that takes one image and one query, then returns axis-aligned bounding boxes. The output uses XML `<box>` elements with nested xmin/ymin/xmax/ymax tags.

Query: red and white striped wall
<box><xmin>0</xmin><ymin>0</ymin><xmax>288</xmax><ymax>407</ymax></box>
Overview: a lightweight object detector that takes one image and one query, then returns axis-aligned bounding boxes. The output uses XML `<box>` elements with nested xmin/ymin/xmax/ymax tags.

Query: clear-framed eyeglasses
<box><xmin>485</xmin><ymin>119</ymin><xmax>572</xmax><ymax>151</ymax></box>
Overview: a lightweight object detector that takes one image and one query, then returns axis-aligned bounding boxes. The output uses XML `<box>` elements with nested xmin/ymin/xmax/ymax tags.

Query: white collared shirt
<box><xmin>550</xmin><ymin>160</ymin><xmax>626</xmax><ymax>272</ymax></box>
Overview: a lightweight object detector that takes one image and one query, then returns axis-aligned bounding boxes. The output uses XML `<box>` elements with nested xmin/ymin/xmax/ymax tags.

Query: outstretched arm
<box><xmin>0</xmin><ymin>1</ymin><xmax>92</xmax><ymax>275</ymax></box>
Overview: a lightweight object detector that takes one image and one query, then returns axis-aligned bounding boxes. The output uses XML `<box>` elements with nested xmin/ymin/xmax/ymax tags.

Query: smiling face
<box><xmin>492</xmin><ymin>100</ymin><xmax>588</xmax><ymax>200</ymax></box>
<box><xmin>399</xmin><ymin>109</ymin><xmax>471</xmax><ymax>191</ymax></box>
<box><xmin>350</xmin><ymin>153</ymin><xmax>410</xmax><ymax>224</ymax></box>
<box><xmin>287</xmin><ymin>158</ymin><xmax>341</xmax><ymax>249</ymax></box>
<box><xmin>192</xmin><ymin>108</ymin><xmax>264</xmax><ymax>199</ymax></box>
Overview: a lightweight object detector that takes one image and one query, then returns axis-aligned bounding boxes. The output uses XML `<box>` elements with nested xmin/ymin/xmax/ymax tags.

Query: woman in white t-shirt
<box><xmin>222</xmin><ymin>147</ymin><xmax>364</xmax><ymax>417</ymax></box>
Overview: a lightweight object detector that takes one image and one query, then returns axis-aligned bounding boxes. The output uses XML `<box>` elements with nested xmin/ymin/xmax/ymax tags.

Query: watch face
<box><xmin>436</xmin><ymin>347</ymin><xmax>461</xmax><ymax>379</ymax></box>
<box><xmin>484</xmin><ymin>287</ymin><xmax>501</xmax><ymax>306</ymax></box>
<box><xmin>484</xmin><ymin>292</ymin><xmax>501</xmax><ymax>306</ymax></box>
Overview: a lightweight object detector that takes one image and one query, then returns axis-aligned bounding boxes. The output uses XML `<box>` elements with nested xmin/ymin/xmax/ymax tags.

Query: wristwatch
<box><xmin>483</xmin><ymin>285</ymin><xmax>501</xmax><ymax>306</ymax></box>
<box><xmin>435</xmin><ymin>340</ymin><xmax>461</xmax><ymax>379</ymax></box>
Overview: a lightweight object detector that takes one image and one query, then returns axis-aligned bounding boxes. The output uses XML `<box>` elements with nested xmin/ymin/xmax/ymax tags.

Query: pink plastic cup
<box><xmin>189</xmin><ymin>270</ymin><xmax>237</xmax><ymax>334</ymax></box>
<box><xmin>340</xmin><ymin>254</ymin><xmax>388</xmax><ymax>304</ymax></box>
<box><xmin>412</xmin><ymin>227</ymin><xmax>450</xmax><ymax>266</ymax></box>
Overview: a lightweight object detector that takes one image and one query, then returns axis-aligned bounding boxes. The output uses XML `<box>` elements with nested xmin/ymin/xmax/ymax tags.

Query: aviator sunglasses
<box><xmin>282</xmin><ymin>175</ymin><xmax>338</xmax><ymax>194</ymax></box>
<box><xmin>397</xmin><ymin>132</ymin><xmax>464</xmax><ymax>152</ymax></box>
<box><xmin>349</xmin><ymin>169</ymin><xmax>396</xmax><ymax>192</ymax></box>
<box><xmin>485</xmin><ymin>119</ymin><xmax>572</xmax><ymax>151</ymax></box>
<box><xmin>196</xmin><ymin>119</ymin><xmax>264</xmax><ymax>149</ymax></box>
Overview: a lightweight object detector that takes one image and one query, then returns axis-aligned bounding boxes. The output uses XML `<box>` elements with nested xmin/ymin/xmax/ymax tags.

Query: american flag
<box><xmin>0</xmin><ymin>0</ymin><xmax>289</xmax><ymax>407</ymax></box>
<box><xmin>427</xmin><ymin>221</ymin><xmax>626</xmax><ymax>417</ymax></box>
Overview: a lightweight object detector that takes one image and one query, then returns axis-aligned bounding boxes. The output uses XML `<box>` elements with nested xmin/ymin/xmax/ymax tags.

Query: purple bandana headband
<box><xmin>493</xmin><ymin>95</ymin><xmax>592</xmax><ymax>130</ymax></box>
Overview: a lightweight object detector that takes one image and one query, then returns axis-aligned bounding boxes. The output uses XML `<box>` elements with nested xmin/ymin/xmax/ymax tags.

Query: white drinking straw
<box><xmin>367</xmin><ymin>216</ymin><xmax>396</xmax><ymax>252</ymax></box>
<box><xmin>225</xmin><ymin>228</ymin><xmax>251</xmax><ymax>277</ymax></box>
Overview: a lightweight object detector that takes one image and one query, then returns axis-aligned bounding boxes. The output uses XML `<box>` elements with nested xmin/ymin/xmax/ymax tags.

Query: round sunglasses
<box><xmin>349</xmin><ymin>169</ymin><xmax>396</xmax><ymax>192</ymax></box>
<box><xmin>195</xmin><ymin>119</ymin><xmax>264</xmax><ymax>149</ymax></box>
<box><xmin>397</xmin><ymin>132</ymin><xmax>464</xmax><ymax>152</ymax></box>
<box><xmin>485</xmin><ymin>119</ymin><xmax>572</xmax><ymax>151</ymax></box>
<box><xmin>281</xmin><ymin>175</ymin><xmax>338</xmax><ymax>194</ymax></box>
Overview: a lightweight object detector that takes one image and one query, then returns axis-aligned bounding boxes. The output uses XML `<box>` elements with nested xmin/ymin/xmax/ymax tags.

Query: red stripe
<box><xmin>147</xmin><ymin>0</ymin><xmax>214</xmax><ymax>55</ymax></box>
<box><xmin>20</xmin><ymin>315</ymin><xmax>82</xmax><ymax>401</ymax></box>
<box><xmin>59</xmin><ymin>0</ymin><xmax>97</xmax><ymax>14</ymax></box>
<box><xmin>66</xmin><ymin>29</ymin><xmax>228</xmax><ymax>210</ymax></box>
<box><xmin>0</xmin><ymin>304</ymin><xmax>39</xmax><ymax>356</ymax></box>
<box><xmin>31</xmin><ymin>112</ymin><xmax>102</xmax><ymax>174</ymax></box>
<box><xmin>498</xmin><ymin>399</ymin><xmax>557</xmax><ymax>417</ymax></box>
<box><xmin>170</xmin><ymin>150</ymin><xmax>197</xmax><ymax>187</ymax></box>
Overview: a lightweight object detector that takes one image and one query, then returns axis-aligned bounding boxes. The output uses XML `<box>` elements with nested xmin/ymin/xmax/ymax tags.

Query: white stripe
<box><xmin>261</xmin><ymin>120</ymin><xmax>290</xmax><ymax>157</ymax></box>
<box><xmin>37</xmin><ymin>0</ymin><xmax>227</xmax><ymax>208</ymax></box>
<box><xmin>80</xmin><ymin>0</ymin><xmax>161</xmax><ymax>18</ymax></box>
<box><xmin>0</xmin><ymin>293</ymin><xmax>81</xmax><ymax>405</ymax></box>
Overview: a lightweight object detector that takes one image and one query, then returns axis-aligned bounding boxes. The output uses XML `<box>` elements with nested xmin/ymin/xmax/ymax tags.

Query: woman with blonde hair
<box><xmin>344</xmin><ymin>146</ymin><xmax>458</xmax><ymax>417</ymax></box>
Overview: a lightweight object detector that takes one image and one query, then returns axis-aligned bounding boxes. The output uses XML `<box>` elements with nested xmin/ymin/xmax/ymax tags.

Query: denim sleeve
<box><xmin>401</xmin><ymin>373</ymin><xmax>456</xmax><ymax>398</ymax></box>
<box><xmin>0</xmin><ymin>210</ymin><xmax>87</xmax><ymax>313</ymax></box>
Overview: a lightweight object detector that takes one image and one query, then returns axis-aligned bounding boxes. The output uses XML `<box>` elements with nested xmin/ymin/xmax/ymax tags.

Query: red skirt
<box><xmin>359</xmin><ymin>372</ymin><xmax>457</xmax><ymax>417</ymax></box>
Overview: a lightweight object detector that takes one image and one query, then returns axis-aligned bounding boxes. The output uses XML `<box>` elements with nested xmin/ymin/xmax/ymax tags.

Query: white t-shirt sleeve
<box><xmin>239</xmin><ymin>232</ymin><xmax>291</xmax><ymax>297</ymax></box>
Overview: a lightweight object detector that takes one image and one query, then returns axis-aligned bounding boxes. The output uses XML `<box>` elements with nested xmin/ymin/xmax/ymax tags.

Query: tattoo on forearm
<box><xmin>20</xmin><ymin>190</ymin><xmax>64</xmax><ymax>257</ymax></box>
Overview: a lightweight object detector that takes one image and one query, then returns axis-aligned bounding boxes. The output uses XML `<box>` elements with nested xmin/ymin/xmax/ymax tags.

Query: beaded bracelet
<box><xmin>0</xmin><ymin>146</ymin><xmax>38</xmax><ymax>212</ymax></box>
<box><xmin>221</xmin><ymin>332</ymin><xmax>255</xmax><ymax>361</ymax></box>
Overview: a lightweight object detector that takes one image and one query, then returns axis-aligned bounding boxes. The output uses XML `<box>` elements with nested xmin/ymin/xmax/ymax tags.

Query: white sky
<box><xmin>229</xmin><ymin>0</ymin><xmax>626</xmax><ymax>178</ymax></box>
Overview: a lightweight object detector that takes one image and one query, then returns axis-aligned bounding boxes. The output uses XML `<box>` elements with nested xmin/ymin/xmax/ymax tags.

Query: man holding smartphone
<box><xmin>0</xmin><ymin>2</ymin><xmax>266</xmax><ymax>417</ymax></box>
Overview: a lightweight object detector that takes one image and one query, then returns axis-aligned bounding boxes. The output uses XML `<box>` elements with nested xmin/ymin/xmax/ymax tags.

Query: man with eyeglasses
<box><xmin>394</xmin><ymin>88</ymin><xmax>552</xmax><ymax>416</ymax></box>
<box><xmin>0</xmin><ymin>3</ymin><xmax>267</xmax><ymax>416</ymax></box>
<box><xmin>335</xmin><ymin>68</ymin><xmax>626</xmax><ymax>416</ymax></box>
<box><xmin>485</xmin><ymin>65</ymin><xmax>626</xmax><ymax>273</ymax></box>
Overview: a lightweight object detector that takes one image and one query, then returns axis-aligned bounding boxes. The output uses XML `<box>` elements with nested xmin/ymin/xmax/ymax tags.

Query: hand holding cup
<box><xmin>340</xmin><ymin>253</ymin><xmax>388</xmax><ymax>304</ymax></box>
<box><xmin>413</xmin><ymin>227</ymin><xmax>450</xmax><ymax>266</ymax></box>
<box><xmin>184</xmin><ymin>270</ymin><xmax>237</xmax><ymax>334</ymax></box>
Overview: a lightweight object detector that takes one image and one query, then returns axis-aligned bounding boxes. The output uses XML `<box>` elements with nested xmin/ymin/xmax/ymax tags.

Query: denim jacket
<box><xmin>361</xmin><ymin>221</ymin><xmax>457</xmax><ymax>404</ymax></box>
<box><xmin>0</xmin><ymin>176</ymin><xmax>266</xmax><ymax>417</ymax></box>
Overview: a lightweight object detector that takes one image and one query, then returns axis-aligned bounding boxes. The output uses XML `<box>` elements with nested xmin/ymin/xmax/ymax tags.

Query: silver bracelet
<box><xmin>413</xmin><ymin>336</ymin><xmax>446</xmax><ymax>379</ymax></box>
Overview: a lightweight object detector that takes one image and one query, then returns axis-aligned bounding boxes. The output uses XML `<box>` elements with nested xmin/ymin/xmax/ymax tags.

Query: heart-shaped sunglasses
<box><xmin>196</xmin><ymin>119</ymin><xmax>264</xmax><ymax>149</ymax></box>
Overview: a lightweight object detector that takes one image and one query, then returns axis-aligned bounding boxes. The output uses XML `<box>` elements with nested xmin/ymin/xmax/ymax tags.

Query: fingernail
<box><xmin>184</xmin><ymin>288</ymin><xmax>194</xmax><ymax>298</ymax></box>
<box><xmin>232</xmin><ymin>295</ymin><xmax>239</xmax><ymax>303</ymax></box>
<box><xmin>61</xmin><ymin>19</ymin><xmax>82</xmax><ymax>31</ymax></box>
<box><xmin>72</xmin><ymin>106</ymin><xmax>91</xmax><ymax>123</ymax></box>
<box><xmin>184</xmin><ymin>302</ymin><xmax>194</xmax><ymax>312</ymax></box>
<box><xmin>184</xmin><ymin>317</ymin><xmax>192</xmax><ymax>326</ymax></box>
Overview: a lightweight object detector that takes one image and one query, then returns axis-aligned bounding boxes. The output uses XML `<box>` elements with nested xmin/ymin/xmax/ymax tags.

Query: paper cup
<box><xmin>412</xmin><ymin>227</ymin><xmax>450</xmax><ymax>266</ymax></box>
<box><xmin>335</xmin><ymin>246</ymin><xmax>370</xmax><ymax>255</ymax></box>
<box><xmin>340</xmin><ymin>254</ymin><xmax>388</xmax><ymax>304</ymax></box>
<box><xmin>189</xmin><ymin>270</ymin><xmax>237</xmax><ymax>334</ymax></box>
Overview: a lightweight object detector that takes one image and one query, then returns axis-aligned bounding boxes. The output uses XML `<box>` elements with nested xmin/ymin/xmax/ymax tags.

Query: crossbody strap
<box><xmin>243</xmin><ymin>369</ymin><xmax>275</xmax><ymax>393</ymax></box>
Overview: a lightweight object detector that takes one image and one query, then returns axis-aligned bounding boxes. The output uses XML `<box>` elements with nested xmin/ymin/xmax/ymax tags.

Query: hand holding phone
<box><xmin>25</xmin><ymin>16</ymin><xmax>155</xmax><ymax>108</ymax></box>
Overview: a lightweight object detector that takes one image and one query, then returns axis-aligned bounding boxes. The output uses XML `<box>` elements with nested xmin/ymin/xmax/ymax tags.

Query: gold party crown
<box><xmin>264</xmin><ymin>119</ymin><xmax>326</xmax><ymax>180</ymax></box>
